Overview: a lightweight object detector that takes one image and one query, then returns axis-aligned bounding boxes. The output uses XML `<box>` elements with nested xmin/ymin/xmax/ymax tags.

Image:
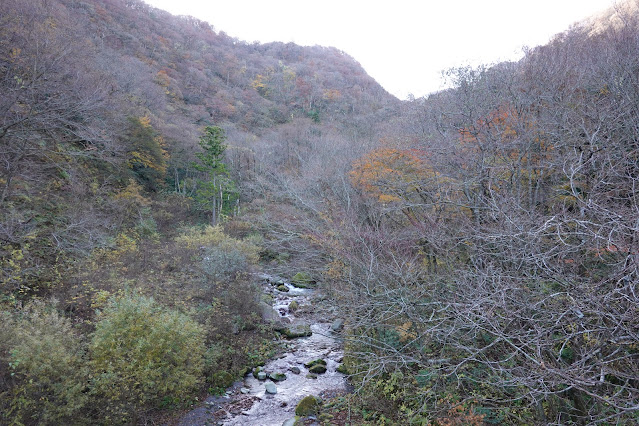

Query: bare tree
<box><xmin>326</xmin><ymin>15</ymin><xmax>639</xmax><ymax>424</ymax></box>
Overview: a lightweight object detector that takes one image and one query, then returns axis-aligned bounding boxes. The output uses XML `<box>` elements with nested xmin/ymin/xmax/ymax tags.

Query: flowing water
<box><xmin>178</xmin><ymin>274</ymin><xmax>347</xmax><ymax>426</ymax></box>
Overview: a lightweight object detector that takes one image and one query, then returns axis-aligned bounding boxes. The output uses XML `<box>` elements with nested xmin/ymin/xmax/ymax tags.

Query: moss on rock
<box><xmin>336</xmin><ymin>364</ymin><xmax>349</xmax><ymax>374</ymax></box>
<box><xmin>304</xmin><ymin>358</ymin><xmax>326</xmax><ymax>368</ymax></box>
<box><xmin>281</xmin><ymin>325</ymin><xmax>312</xmax><ymax>338</ymax></box>
<box><xmin>295</xmin><ymin>395</ymin><xmax>320</xmax><ymax>416</ymax></box>
<box><xmin>309</xmin><ymin>364</ymin><xmax>327</xmax><ymax>374</ymax></box>
<box><xmin>290</xmin><ymin>272</ymin><xmax>314</xmax><ymax>288</ymax></box>
<box><xmin>252</xmin><ymin>366</ymin><xmax>263</xmax><ymax>379</ymax></box>
<box><xmin>269</xmin><ymin>372</ymin><xmax>287</xmax><ymax>381</ymax></box>
<box><xmin>211</xmin><ymin>370</ymin><xmax>234</xmax><ymax>389</ymax></box>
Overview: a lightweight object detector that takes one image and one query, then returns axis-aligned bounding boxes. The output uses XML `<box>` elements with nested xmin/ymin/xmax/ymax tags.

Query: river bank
<box><xmin>177</xmin><ymin>274</ymin><xmax>348</xmax><ymax>426</ymax></box>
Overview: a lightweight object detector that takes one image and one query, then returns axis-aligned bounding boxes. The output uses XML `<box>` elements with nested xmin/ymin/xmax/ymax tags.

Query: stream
<box><xmin>178</xmin><ymin>274</ymin><xmax>347</xmax><ymax>426</ymax></box>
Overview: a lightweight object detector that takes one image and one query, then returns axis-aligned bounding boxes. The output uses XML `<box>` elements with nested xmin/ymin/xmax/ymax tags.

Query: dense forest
<box><xmin>1</xmin><ymin>0</ymin><xmax>638</xmax><ymax>424</ymax></box>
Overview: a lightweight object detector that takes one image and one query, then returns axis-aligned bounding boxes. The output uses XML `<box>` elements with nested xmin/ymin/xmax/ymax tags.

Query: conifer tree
<box><xmin>193</xmin><ymin>126</ymin><xmax>237</xmax><ymax>225</ymax></box>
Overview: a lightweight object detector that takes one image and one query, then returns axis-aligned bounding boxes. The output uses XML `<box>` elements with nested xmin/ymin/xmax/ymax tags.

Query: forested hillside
<box><xmin>0</xmin><ymin>0</ymin><xmax>398</xmax><ymax>423</ymax></box>
<box><xmin>0</xmin><ymin>0</ymin><xmax>399</xmax><ymax>301</ymax></box>
<box><xmin>1</xmin><ymin>0</ymin><xmax>638</xmax><ymax>424</ymax></box>
<box><xmin>317</xmin><ymin>4</ymin><xmax>639</xmax><ymax>424</ymax></box>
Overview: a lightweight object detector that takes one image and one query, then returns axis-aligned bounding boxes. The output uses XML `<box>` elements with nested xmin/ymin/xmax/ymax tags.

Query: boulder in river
<box><xmin>290</xmin><ymin>272</ymin><xmax>315</xmax><ymax>288</ymax></box>
<box><xmin>331</xmin><ymin>318</ymin><xmax>345</xmax><ymax>332</ymax></box>
<box><xmin>257</xmin><ymin>371</ymin><xmax>267</xmax><ymax>380</ymax></box>
<box><xmin>276</xmin><ymin>284</ymin><xmax>289</xmax><ymax>292</ymax></box>
<box><xmin>269</xmin><ymin>372</ymin><xmax>287</xmax><ymax>382</ymax></box>
<box><xmin>259</xmin><ymin>301</ymin><xmax>280</xmax><ymax>322</ymax></box>
<box><xmin>289</xmin><ymin>366</ymin><xmax>301</xmax><ymax>374</ymax></box>
<box><xmin>295</xmin><ymin>395</ymin><xmax>320</xmax><ymax>416</ymax></box>
<box><xmin>265</xmin><ymin>382</ymin><xmax>277</xmax><ymax>394</ymax></box>
<box><xmin>281</xmin><ymin>324</ymin><xmax>312</xmax><ymax>338</ymax></box>
<box><xmin>304</xmin><ymin>358</ymin><xmax>327</xmax><ymax>368</ymax></box>
<box><xmin>252</xmin><ymin>366</ymin><xmax>263</xmax><ymax>378</ymax></box>
<box><xmin>309</xmin><ymin>364</ymin><xmax>327</xmax><ymax>374</ymax></box>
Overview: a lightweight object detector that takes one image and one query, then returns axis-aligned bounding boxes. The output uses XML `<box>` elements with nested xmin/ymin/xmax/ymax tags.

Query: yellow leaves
<box><xmin>282</xmin><ymin>66</ymin><xmax>296</xmax><ymax>83</ymax></box>
<box><xmin>156</xmin><ymin>134</ymin><xmax>169</xmax><ymax>161</ymax></box>
<box><xmin>44</xmin><ymin>17</ymin><xmax>58</xmax><ymax>30</ymax></box>
<box><xmin>138</xmin><ymin>115</ymin><xmax>152</xmax><ymax>128</ymax></box>
<box><xmin>323</xmin><ymin>89</ymin><xmax>341</xmax><ymax>101</ymax></box>
<box><xmin>125</xmin><ymin>117</ymin><xmax>168</xmax><ymax>186</ymax></box>
<box><xmin>1</xmin><ymin>244</ymin><xmax>26</xmax><ymax>285</ymax></box>
<box><xmin>91</xmin><ymin>289</ymin><xmax>121</xmax><ymax>310</ymax></box>
<box><xmin>251</xmin><ymin>73</ymin><xmax>270</xmax><ymax>96</ymax></box>
<box><xmin>128</xmin><ymin>150</ymin><xmax>163</xmax><ymax>172</ymax></box>
<box><xmin>396</xmin><ymin>321</ymin><xmax>417</xmax><ymax>343</ymax></box>
<box><xmin>174</xmin><ymin>225</ymin><xmax>260</xmax><ymax>264</ymax></box>
<box><xmin>9</xmin><ymin>47</ymin><xmax>21</xmax><ymax>61</ymax></box>
<box><xmin>114</xmin><ymin>179</ymin><xmax>151</xmax><ymax>210</ymax></box>
<box><xmin>154</xmin><ymin>70</ymin><xmax>182</xmax><ymax>99</ymax></box>
<box><xmin>113</xmin><ymin>233</ymin><xmax>138</xmax><ymax>256</ymax></box>
<box><xmin>325</xmin><ymin>258</ymin><xmax>346</xmax><ymax>280</ymax></box>
<box><xmin>91</xmin><ymin>232</ymin><xmax>139</xmax><ymax>266</ymax></box>
<box><xmin>378</xmin><ymin>193</ymin><xmax>401</xmax><ymax>203</ymax></box>
<box><xmin>174</xmin><ymin>225</ymin><xmax>227</xmax><ymax>249</ymax></box>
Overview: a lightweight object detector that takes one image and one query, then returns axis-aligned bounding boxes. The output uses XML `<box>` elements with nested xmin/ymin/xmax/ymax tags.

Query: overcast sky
<box><xmin>144</xmin><ymin>0</ymin><xmax>618</xmax><ymax>99</ymax></box>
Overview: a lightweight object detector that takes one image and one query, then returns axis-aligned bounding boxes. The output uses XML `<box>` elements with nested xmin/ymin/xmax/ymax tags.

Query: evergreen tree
<box><xmin>193</xmin><ymin>126</ymin><xmax>237</xmax><ymax>225</ymax></box>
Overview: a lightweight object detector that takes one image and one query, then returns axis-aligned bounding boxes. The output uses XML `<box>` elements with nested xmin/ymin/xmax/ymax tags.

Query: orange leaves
<box><xmin>459</xmin><ymin>104</ymin><xmax>551</xmax><ymax>165</ymax></box>
<box><xmin>350</xmin><ymin>146</ymin><xmax>470</xmax><ymax>226</ymax></box>
<box><xmin>378</xmin><ymin>193</ymin><xmax>401</xmax><ymax>203</ymax></box>
<box><xmin>155</xmin><ymin>69</ymin><xmax>171</xmax><ymax>89</ymax></box>
<box><xmin>459</xmin><ymin>105</ymin><xmax>522</xmax><ymax>149</ymax></box>
<box><xmin>350</xmin><ymin>148</ymin><xmax>425</xmax><ymax>204</ymax></box>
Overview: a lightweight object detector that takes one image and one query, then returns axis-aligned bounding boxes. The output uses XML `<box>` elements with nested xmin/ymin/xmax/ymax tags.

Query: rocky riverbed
<box><xmin>178</xmin><ymin>274</ymin><xmax>348</xmax><ymax>426</ymax></box>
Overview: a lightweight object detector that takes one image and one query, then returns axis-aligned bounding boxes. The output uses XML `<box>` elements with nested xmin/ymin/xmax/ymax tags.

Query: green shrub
<box><xmin>0</xmin><ymin>300</ymin><xmax>89</xmax><ymax>425</ymax></box>
<box><xmin>89</xmin><ymin>293</ymin><xmax>205</xmax><ymax>420</ymax></box>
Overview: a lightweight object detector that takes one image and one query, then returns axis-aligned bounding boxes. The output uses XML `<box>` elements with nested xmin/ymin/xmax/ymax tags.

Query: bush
<box><xmin>89</xmin><ymin>293</ymin><xmax>205</xmax><ymax>421</ymax></box>
<box><xmin>0</xmin><ymin>300</ymin><xmax>89</xmax><ymax>425</ymax></box>
<box><xmin>201</xmin><ymin>245</ymin><xmax>248</xmax><ymax>283</ymax></box>
<box><xmin>174</xmin><ymin>225</ymin><xmax>260</xmax><ymax>264</ymax></box>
